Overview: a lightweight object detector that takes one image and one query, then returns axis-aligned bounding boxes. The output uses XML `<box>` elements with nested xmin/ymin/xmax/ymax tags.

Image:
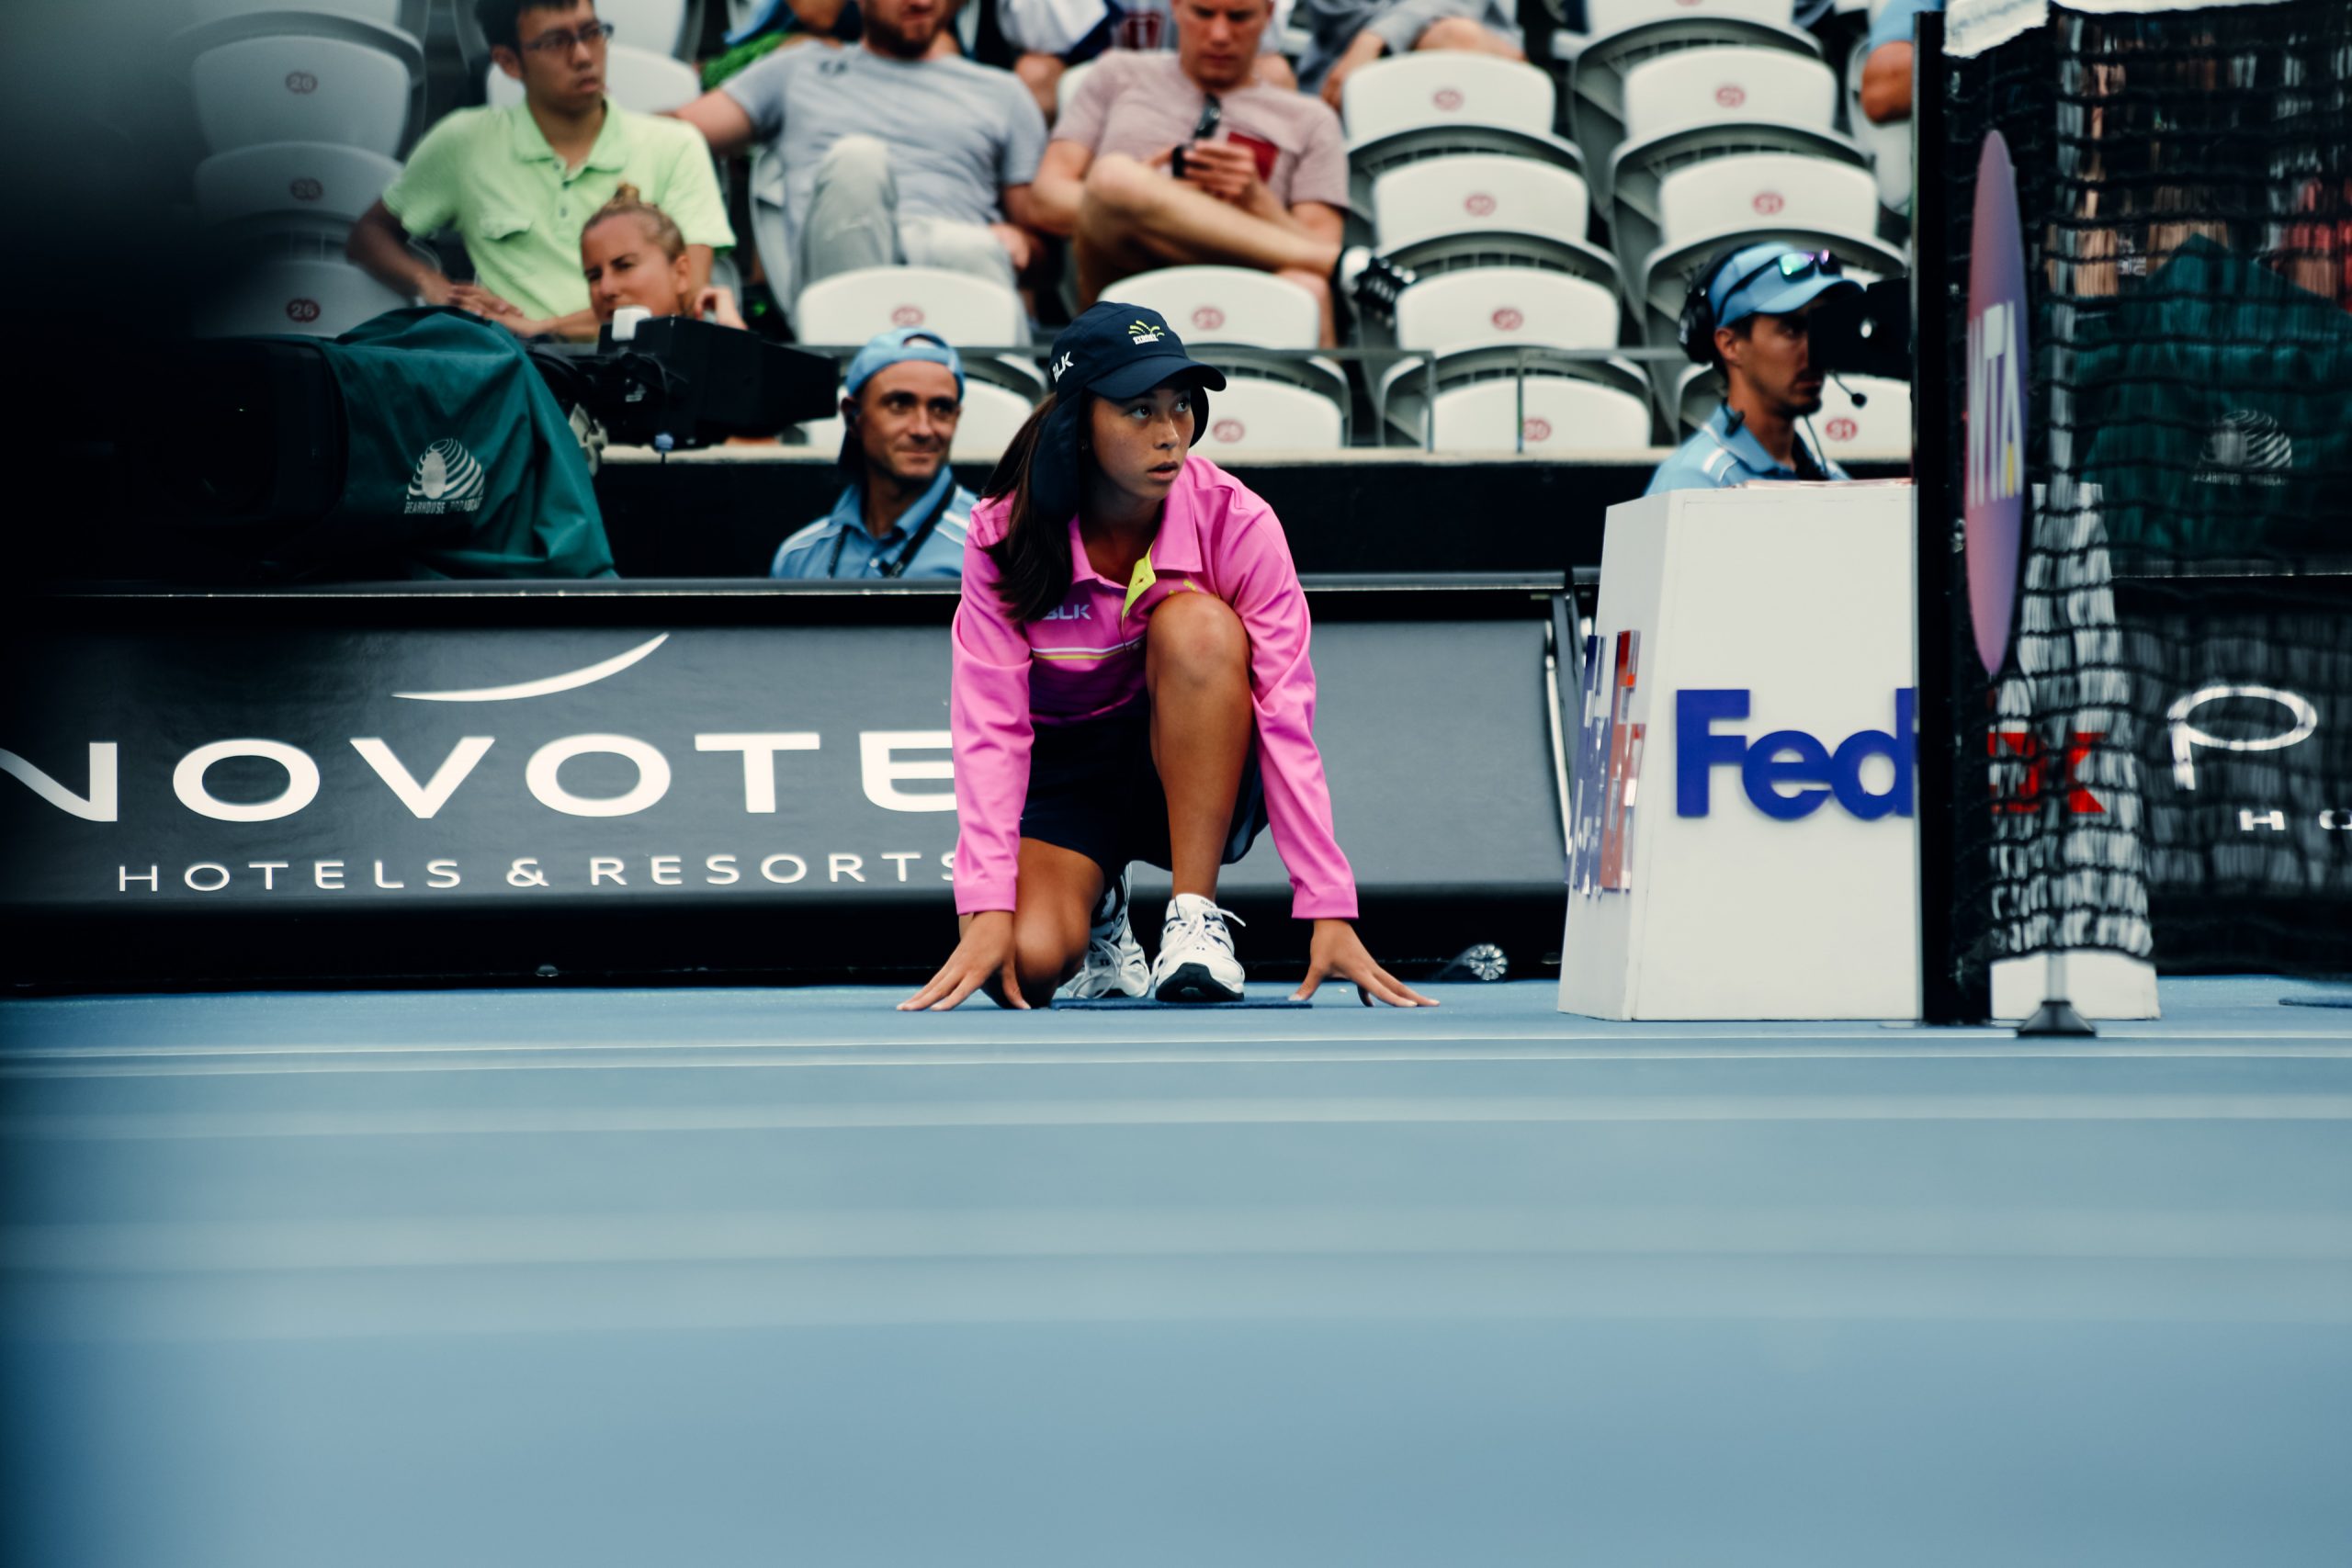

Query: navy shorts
<box><xmin>1020</xmin><ymin>700</ymin><xmax>1268</xmax><ymax>883</ymax></box>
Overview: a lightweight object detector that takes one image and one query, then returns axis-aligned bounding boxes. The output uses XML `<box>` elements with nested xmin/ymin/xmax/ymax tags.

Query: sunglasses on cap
<box><xmin>1776</xmin><ymin>249</ymin><xmax>1843</xmax><ymax>280</ymax></box>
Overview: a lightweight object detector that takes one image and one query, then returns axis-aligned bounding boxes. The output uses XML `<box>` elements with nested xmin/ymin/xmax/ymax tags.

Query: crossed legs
<box><xmin>1074</xmin><ymin>153</ymin><xmax>1342</xmax><ymax>323</ymax></box>
<box><xmin>990</xmin><ymin>592</ymin><xmax>1254</xmax><ymax>1006</ymax></box>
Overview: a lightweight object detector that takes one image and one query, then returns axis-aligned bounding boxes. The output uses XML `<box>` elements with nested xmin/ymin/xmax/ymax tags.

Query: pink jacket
<box><xmin>949</xmin><ymin>456</ymin><xmax>1359</xmax><ymax>920</ymax></box>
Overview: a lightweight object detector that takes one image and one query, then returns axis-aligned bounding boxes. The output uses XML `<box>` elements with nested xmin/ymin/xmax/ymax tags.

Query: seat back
<box><xmin>1373</xmin><ymin>156</ymin><xmax>1590</xmax><ymax>251</ymax></box>
<box><xmin>1395</xmin><ymin>269</ymin><xmax>1620</xmax><ymax>353</ymax></box>
<box><xmin>950</xmin><ymin>379</ymin><xmax>1037</xmax><ymax>462</ymax></box>
<box><xmin>1343</xmin><ymin>54</ymin><xmax>1555</xmax><ymax>144</ymax></box>
<box><xmin>1806</xmin><ymin>374</ymin><xmax>1911</xmax><ymax>462</ymax></box>
<box><xmin>1584</xmin><ymin>0</ymin><xmax>1792</xmax><ymax>33</ymax></box>
<box><xmin>1620</xmin><ymin>47</ymin><xmax>1837</xmax><ymax>142</ymax></box>
<box><xmin>189</xmin><ymin>34</ymin><xmax>414</xmax><ymax>155</ymax></box>
<box><xmin>188</xmin><ymin>0</ymin><xmax>422</xmax><ymax>31</ymax></box>
<box><xmin>1193</xmin><ymin>379</ymin><xmax>1345</xmax><ymax>455</ymax></box>
<box><xmin>1655</xmin><ymin>152</ymin><xmax>1877</xmax><ymax>249</ymax></box>
<box><xmin>1109</xmin><ymin>266</ymin><xmax>1319</xmax><ymax>350</ymax></box>
<box><xmin>193</xmin><ymin>254</ymin><xmax>409</xmax><ymax>337</ymax></box>
<box><xmin>793</xmin><ymin>265</ymin><xmax>1026</xmax><ymax>347</ymax></box>
<box><xmin>488</xmin><ymin>43</ymin><xmax>699</xmax><ymax>112</ymax></box>
<box><xmin>597</xmin><ymin>0</ymin><xmax>695</xmax><ymax>57</ymax></box>
<box><xmin>1427</xmin><ymin>377</ymin><xmax>1656</xmax><ymax>454</ymax></box>
<box><xmin>194</xmin><ymin>141</ymin><xmax>401</xmax><ymax>230</ymax></box>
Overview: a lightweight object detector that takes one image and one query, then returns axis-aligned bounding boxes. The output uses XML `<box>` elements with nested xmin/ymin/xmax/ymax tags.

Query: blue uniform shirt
<box><xmin>1868</xmin><ymin>0</ymin><xmax>1944</xmax><ymax>52</ymax></box>
<box><xmin>1645</xmin><ymin>403</ymin><xmax>1851</xmax><ymax>496</ymax></box>
<box><xmin>770</xmin><ymin>466</ymin><xmax>976</xmax><ymax>580</ymax></box>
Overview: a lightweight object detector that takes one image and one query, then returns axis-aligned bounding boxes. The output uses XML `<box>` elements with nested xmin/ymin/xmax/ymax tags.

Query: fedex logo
<box><xmin>1677</xmin><ymin>689</ymin><xmax>1917</xmax><ymax>821</ymax></box>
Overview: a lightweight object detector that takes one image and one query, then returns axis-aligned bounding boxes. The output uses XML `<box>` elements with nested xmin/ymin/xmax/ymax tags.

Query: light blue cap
<box><xmin>1711</xmin><ymin>242</ymin><xmax>1862</xmax><ymax>329</ymax></box>
<box><xmin>843</xmin><ymin>326</ymin><xmax>965</xmax><ymax>399</ymax></box>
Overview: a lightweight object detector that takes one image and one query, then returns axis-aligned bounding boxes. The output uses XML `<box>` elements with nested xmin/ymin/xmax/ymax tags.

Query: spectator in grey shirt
<box><xmin>1295</xmin><ymin>0</ymin><xmax>1523</xmax><ymax>111</ymax></box>
<box><xmin>673</xmin><ymin>0</ymin><xmax>1048</xmax><ymax>302</ymax></box>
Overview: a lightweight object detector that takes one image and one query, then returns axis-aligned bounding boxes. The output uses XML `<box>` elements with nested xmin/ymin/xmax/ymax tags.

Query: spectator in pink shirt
<box><xmin>1026</xmin><ymin>0</ymin><xmax>1373</xmax><ymax>344</ymax></box>
<box><xmin>901</xmin><ymin>302</ymin><xmax>1435</xmax><ymax>1012</ymax></box>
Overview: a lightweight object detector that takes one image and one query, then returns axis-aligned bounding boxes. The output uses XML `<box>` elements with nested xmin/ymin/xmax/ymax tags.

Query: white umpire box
<box><xmin>1561</xmin><ymin>483</ymin><xmax>1920</xmax><ymax>1020</ymax></box>
<box><xmin>1561</xmin><ymin>483</ymin><xmax>2157</xmax><ymax>1021</ymax></box>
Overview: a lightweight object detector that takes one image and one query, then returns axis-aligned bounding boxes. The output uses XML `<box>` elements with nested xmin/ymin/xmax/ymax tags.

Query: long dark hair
<box><xmin>980</xmin><ymin>392</ymin><xmax>1078</xmax><ymax>624</ymax></box>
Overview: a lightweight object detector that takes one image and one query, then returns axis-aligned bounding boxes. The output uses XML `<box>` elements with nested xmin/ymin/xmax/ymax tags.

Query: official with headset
<box><xmin>771</xmin><ymin>327</ymin><xmax>978</xmax><ymax>580</ymax></box>
<box><xmin>1646</xmin><ymin>242</ymin><xmax>1866</xmax><ymax>496</ymax></box>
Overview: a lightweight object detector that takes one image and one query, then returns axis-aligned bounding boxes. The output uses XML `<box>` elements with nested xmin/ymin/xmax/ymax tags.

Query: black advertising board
<box><xmin>0</xmin><ymin>581</ymin><xmax>1571</xmax><ymax>989</ymax></box>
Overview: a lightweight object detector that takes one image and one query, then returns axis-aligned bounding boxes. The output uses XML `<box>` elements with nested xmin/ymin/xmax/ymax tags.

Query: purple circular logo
<box><xmin>1964</xmin><ymin>130</ymin><xmax>2028</xmax><ymax>677</ymax></box>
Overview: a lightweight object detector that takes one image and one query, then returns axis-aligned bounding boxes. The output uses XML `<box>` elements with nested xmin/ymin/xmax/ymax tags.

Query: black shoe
<box><xmin>1332</xmin><ymin>245</ymin><xmax>1417</xmax><ymax>333</ymax></box>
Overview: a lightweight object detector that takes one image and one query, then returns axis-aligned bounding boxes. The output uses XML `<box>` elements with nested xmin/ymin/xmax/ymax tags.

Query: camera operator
<box><xmin>1648</xmin><ymin>243</ymin><xmax>1862</xmax><ymax>495</ymax></box>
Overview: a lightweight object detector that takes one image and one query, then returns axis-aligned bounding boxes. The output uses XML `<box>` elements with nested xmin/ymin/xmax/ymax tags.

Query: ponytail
<box><xmin>981</xmin><ymin>391</ymin><xmax>1080</xmax><ymax>624</ymax></box>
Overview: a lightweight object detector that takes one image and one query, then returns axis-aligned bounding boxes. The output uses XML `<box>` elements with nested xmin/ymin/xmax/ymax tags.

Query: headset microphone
<box><xmin>1829</xmin><ymin>371</ymin><xmax>1870</xmax><ymax>409</ymax></box>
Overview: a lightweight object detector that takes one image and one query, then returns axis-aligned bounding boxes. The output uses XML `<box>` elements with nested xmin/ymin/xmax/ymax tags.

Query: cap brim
<box><xmin>1090</xmin><ymin>352</ymin><xmax>1227</xmax><ymax>400</ymax></box>
<box><xmin>1736</xmin><ymin>273</ymin><xmax>1862</xmax><ymax>321</ymax></box>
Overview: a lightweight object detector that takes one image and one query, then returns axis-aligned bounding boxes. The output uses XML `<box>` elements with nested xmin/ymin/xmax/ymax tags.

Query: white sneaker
<box><xmin>1151</xmin><ymin>893</ymin><xmax>1247</xmax><ymax>1003</ymax></box>
<box><xmin>1058</xmin><ymin>872</ymin><xmax>1150</xmax><ymax>999</ymax></box>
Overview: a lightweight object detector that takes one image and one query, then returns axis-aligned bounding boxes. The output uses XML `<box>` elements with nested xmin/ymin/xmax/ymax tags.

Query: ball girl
<box><xmin>901</xmin><ymin>301</ymin><xmax>1433</xmax><ymax>1011</ymax></box>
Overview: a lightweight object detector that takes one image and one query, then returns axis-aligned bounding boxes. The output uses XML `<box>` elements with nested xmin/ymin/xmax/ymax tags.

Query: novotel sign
<box><xmin>1676</xmin><ymin>689</ymin><xmax>1917</xmax><ymax>820</ymax></box>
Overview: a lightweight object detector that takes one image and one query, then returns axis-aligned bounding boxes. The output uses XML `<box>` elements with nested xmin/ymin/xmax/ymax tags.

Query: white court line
<box><xmin>9</xmin><ymin>1042</ymin><xmax>2352</xmax><ymax>1081</ymax></box>
<box><xmin>7</xmin><ymin>1032</ymin><xmax>2350</xmax><ymax>1062</ymax></box>
<box><xmin>7</xmin><ymin>1092</ymin><xmax>2352</xmax><ymax>1141</ymax></box>
<box><xmin>10</xmin><ymin>1205</ymin><xmax>2349</xmax><ymax>1273</ymax></box>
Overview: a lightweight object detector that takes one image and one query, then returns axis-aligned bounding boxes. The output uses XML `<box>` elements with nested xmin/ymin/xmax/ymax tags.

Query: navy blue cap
<box><xmin>1027</xmin><ymin>301</ymin><xmax>1226</xmax><ymax>523</ymax></box>
<box><xmin>1047</xmin><ymin>301</ymin><xmax>1227</xmax><ymax>404</ymax></box>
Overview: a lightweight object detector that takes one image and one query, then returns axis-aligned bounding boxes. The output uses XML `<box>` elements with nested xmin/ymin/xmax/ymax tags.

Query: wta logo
<box><xmin>404</xmin><ymin>439</ymin><xmax>487</xmax><ymax>516</ymax></box>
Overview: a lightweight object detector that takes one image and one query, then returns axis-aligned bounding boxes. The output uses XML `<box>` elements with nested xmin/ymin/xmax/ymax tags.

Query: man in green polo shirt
<box><xmin>347</xmin><ymin>0</ymin><xmax>732</xmax><ymax>340</ymax></box>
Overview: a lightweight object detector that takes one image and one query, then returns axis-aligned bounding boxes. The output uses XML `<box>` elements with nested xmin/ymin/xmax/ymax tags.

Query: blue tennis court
<box><xmin>5</xmin><ymin>977</ymin><xmax>2347</xmax><ymax>1565</ymax></box>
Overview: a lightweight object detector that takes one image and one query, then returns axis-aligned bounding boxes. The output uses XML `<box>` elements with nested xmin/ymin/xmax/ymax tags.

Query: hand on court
<box><xmin>1293</xmin><ymin>919</ymin><xmax>1438</xmax><ymax>1008</ymax></box>
<box><xmin>899</xmin><ymin>911</ymin><xmax>1027</xmax><ymax>1011</ymax></box>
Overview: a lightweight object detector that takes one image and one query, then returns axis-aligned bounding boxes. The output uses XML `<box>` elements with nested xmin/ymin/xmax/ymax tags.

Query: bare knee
<box><xmin>1148</xmin><ymin>591</ymin><xmax>1249</xmax><ymax>690</ymax></box>
<box><xmin>1082</xmin><ymin>153</ymin><xmax>1160</xmax><ymax>221</ymax></box>
<box><xmin>1013</xmin><ymin>919</ymin><xmax>1086</xmax><ymax>999</ymax></box>
<box><xmin>1415</xmin><ymin>16</ymin><xmax>1499</xmax><ymax>51</ymax></box>
<box><xmin>1253</xmin><ymin>53</ymin><xmax>1297</xmax><ymax>91</ymax></box>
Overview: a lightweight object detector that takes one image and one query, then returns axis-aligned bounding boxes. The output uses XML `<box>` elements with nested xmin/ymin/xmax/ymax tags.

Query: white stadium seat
<box><xmin>1344</xmin><ymin>128</ymin><xmax>1585</xmax><ymax>241</ymax></box>
<box><xmin>488</xmin><ymin>43</ymin><xmax>700</xmax><ymax>113</ymax></box>
<box><xmin>793</xmin><ymin>265</ymin><xmax>1027</xmax><ymax>347</ymax></box>
<box><xmin>1192</xmin><ymin>378</ymin><xmax>1346</xmax><ymax>455</ymax></box>
<box><xmin>193</xmin><ymin>254</ymin><xmax>409</xmax><ymax>338</ymax></box>
<box><xmin>1342</xmin><ymin>54</ymin><xmax>1556</xmax><ymax>144</ymax></box>
<box><xmin>188</xmin><ymin>0</ymin><xmax>423</xmax><ymax>29</ymax></box>
<box><xmin>185</xmin><ymin>28</ymin><xmax>422</xmax><ymax>156</ymax></box>
<box><xmin>1566</xmin><ymin>16</ymin><xmax>1820</xmax><ymax>198</ymax></box>
<box><xmin>1620</xmin><ymin>47</ymin><xmax>1838</xmax><ymax>142</ymax></box>
<box><xmin>950</xmin><ymin>379</ymin><xmax>1036</xmax><ymax>462</ymax></box>
<box><xmin>1607</xmin><ymin>122</ymin><xmax>1867</xmax><ymax>294</ymax></box>
<box><xmin>598</xmin><ymin>0</ymin><xmax>697</xmax><ymax>58</ymax></box>
<box><xmin>1380</xmin><ymin>348</ymin><xmax>1657</xmax><ymax>452</ymax></box>
<box><xmin>1656</xmin><ymin>153</ymin><xmax>1878</xmax><ymax>248</ymax></box>
<box><xmin>1430</xmin><ymin>377</ymin><xmax>1656</xmax><ymax>454</ymax></box>
<box><xmin>194</xmin><ymin>141</ymin><xmax>401</xmax><ymax>233</ymax></box>
<box><xmin>1372</xmin><ymin>156</ymin><xmax>1590</xmax><ymax>252</ymax></box>
<box><xmin>1394</xmin><ymin>268</ymin><xmax>1620</xmax><ymax>354</ymax></box>
<box><xmin>1583</xmin><ymin>0</ymin><xmax>1793</xmax><ymax>32</ymax></box>
<box><xmin>1675</xmin><ymin>365</ymin><xmax>1911</xmax><ymax>460</ymax></box>
<box><xmin>1109</xmin><ymin>266</ymin><xmax>1319</xmax><ymax>350</ymax></box>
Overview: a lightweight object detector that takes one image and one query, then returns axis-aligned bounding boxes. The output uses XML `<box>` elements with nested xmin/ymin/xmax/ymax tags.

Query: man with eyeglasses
<box><xmin>348</xmin><ymin>0</ymin><xmax>733</xmax><ymax>341</ymax></box>
<box><xmin>1646</xmin><ymin>242</ymin><xmax>1864</xmax><ymax>496</ymax></box>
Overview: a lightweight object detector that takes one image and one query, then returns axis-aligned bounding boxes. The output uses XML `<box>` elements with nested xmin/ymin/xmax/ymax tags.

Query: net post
<box><xmin>1910</xmin><ymin>11</ymin><xmax>1984</xmax><ymax>1025</ymax></box>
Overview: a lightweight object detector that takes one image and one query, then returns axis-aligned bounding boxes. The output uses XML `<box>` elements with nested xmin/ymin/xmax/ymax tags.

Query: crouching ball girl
<box><xmin>901</xmin><ymin>303</ymin><xmax>1435</xmax><ymax>1011</ymax></box>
